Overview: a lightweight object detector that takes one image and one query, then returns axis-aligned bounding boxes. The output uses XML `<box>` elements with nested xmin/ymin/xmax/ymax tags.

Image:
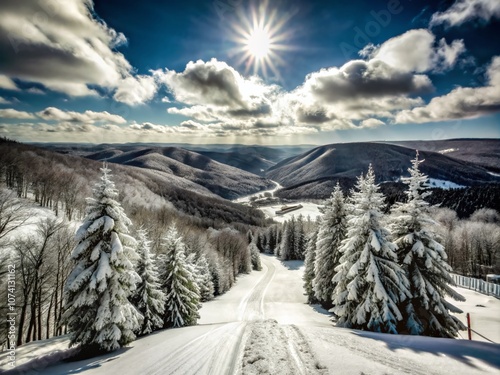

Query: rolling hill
<box><xmin>195</xmin><ymin>146</ymin><xmax>294</xmax><ymax>175</ymax></box>
<box><xmin>266</xmin><ymin>142</ymin><xmax>500</xmax><ymax>199</ymax></box>
<box><xmin>0</xmin><ymin>139</ymin><xmax>268</xmax><ymax>227</ymax></box>
<box><xmin>383</xmin><ymin>139</ymin><xmax>500</xmax><ymax>173</ymax></box>
<box><xmin>92</xmin><ymin>146</ymin><xmax>275</xmax><ymax>200</ymax></box>
<box><xmin>42</xmin><ymin>143</ymin><xmax>315</xmax><ymax>175</ymax></box>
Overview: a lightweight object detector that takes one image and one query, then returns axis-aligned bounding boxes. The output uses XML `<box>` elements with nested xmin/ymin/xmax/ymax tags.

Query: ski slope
<box><xmin>3</xmin><ymin>255</ymin><xmax>499</xmax><ymax>374</ymax></box>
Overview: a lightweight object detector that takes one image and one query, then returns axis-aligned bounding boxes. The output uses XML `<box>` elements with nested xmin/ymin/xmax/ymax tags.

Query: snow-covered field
<box><xmin>426</xmin><ymin>178</ymin><xmax>465</xmax><ymax>190</ymax></box>
<box><xmin>234</xmin><ymin>181</ymin><xmax>323</xmax><ymax>222</ymax></box>
<box><xmin>259</xmin><ymin>202</ymin><xmax>322</xmax><ymax>223</ymax></box>
<box><xmin>2</xmin><ymin>255</ymin><xmax>499</xmax><ymax>375</ymax></box>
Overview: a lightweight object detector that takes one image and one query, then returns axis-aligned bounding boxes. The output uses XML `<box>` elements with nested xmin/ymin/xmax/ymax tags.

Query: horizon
<box><xmin>23</xmin><ymin>136</ymin><xmax>500</xmax><ymax>148</ymax></box>
<box><xmin>1</xmin><ymin>0</ymin><xmax>500</xmax><ymax>145</ymax></box>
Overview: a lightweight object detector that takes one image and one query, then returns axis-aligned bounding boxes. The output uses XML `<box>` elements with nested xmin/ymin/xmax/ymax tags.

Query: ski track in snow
<box><xmin>3</xmin><ymin>255</ymin><xmax>499</xmax><ymax>375</ymax></box>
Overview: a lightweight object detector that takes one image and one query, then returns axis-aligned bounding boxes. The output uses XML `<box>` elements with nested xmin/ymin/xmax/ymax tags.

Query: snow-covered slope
<box><xmin>3</xmin><ymin>255</ymin><xmax>499</xmax><ymax>375</ymax></box>
<box><xmin>266</xmin><ymin>142</ymin><xmax>499</xmax><ymax>200</ymax></box>
<box><xmin>100</xmin><ymin>146</ymin><xmax>275</xmax><ymax>200</ymax></box>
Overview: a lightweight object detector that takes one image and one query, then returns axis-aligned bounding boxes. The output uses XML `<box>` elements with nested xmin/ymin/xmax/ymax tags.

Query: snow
<box><xmin>233</xmin><ymin>181</ymin><xmax>283</xmax><ymax>203</ymax></box>
<box><xmin>426</xmin><ymin>178</ymin><xmax>465</xmax><ymax>189</ymax></box>
<box><xmin>260</xmin><ymin>202</ymin><xmax>322</xmax><ymax>223</ymax></box>
<box><xmin>3</xmin><ymin>255</ymin><xmax>499</xmax><ymax>375</ymax></box>
<box><xmin>233</xmin><ymin>180</ymin><xmax>322</xmax><ymax>222</ymax></box>
<box><xmin>438</xmin><ymin>148</ymin><xmax>459</xmax><ymax>154</ymax></box>
<box><xmin>451</xmin><ymin>287</ymin><xmax>500</xmax><ymax>343</ymax></box>
<box><xmin>302</xmin><ymin>325</ymin><xmax>499</xmax><ymax>375</ymax></box>
<box><xmin>0</xmin><ymin>335</ymin><xmax>75</xmax><ymax>373</ymax></box>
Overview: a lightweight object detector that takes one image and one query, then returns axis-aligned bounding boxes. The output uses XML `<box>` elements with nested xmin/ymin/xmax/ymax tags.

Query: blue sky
<box><xmin>0</xmin><ymin>0</ymin><xmax>499</xmax><ymax>144</ymax></box>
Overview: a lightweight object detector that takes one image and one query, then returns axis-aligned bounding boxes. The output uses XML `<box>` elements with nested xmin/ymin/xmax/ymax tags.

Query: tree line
<box><xmin>260</xmin><ymin>153</ymin><xmax>498</xmax><ymax>338</ymax></box>
<box><xmin>301</xmin><ymin>155</ymin><xmax>466</xmax><ymax>337</ymax></box>
<box><xmin>0</xmin><ymin>160</ymin><xmax>261</xmax><ymax>354</ymax></box>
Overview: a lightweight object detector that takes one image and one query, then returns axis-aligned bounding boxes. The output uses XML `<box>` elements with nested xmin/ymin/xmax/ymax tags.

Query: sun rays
<box><xmin>229</xmin><ymin>1</ymin><xmax>294</xmax><ymax>79</ymax></box>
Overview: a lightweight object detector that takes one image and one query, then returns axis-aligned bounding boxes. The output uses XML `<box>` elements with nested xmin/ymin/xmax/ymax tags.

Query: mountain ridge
<box><xmin>267</xmin><ymin>142</ymin><xmax>500</xmax><ymax>199</ymax></box>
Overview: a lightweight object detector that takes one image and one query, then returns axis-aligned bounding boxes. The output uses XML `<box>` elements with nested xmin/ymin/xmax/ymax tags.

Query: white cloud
<box><xmin>0</xmin><ymin>0</ymin><xmax>158</xmax><ymax>104</ymax></box>
<box><xmin>285</xmin><ymin>55</ymin><xmax>431</xmax><ymax>129</ymax></box>
<box><xmin>367</xmin><ymin>29</ymin><xmax>465</xmax><ymax>73</ymax></box>
<box><xmin>430</xmin><ymin>0</ymin><xmax>500</xmax><ymax>27</ymax></box>
<box><xmin>0</xmin><ymin>97</ymin><xmax>11</xmax><ymax>105</ymax></box>
<box><xmin>0</xmin><ymin>75</ymin><xmax>18</xmax><ymax>91</ymax></box>
<box><xmin>113</xmin><ymin>75</ymin><xmax>157</xmax><ymax>106</ymax></box>
<box><xmin>158</xmin><ymin>58</ymin><xmax>277</xmax><ymax>111</ymax></box>
<box><xmin>0</xmin><ymin>108</ymin><xmax>36</xmax><ymax>119</ymax></box>
<box><xmin>301</xmin><ymin>59</ymin><xmax>432</xmax><ymax>102</ymax></box>
<box><xmin>36</xmin><ymin>107</ymin><xmax>127</xmax><ymax>124</ymax></box>
<box><xmin>0</xmin><ymin>0</ymin><xmax>129</xmax><ymax>95</ymax></box>
<box><xmin>156</xmin><ymin>41</ymin><xmax>440</xmax><ymax>135</ymax></box>
<box><xmin>395</xmin><ymin>56</ymin><xmax>500</xmax><ymax>124</ymax></box>
<box><xmin>360</xmin><ymin>118</ymin><xmax>386</xmax><ymax>128</ymax></box>
<box><xmin>26</xmin><ymin>87</ymin><xmax>45</xmax><ymax>94</ymax></box>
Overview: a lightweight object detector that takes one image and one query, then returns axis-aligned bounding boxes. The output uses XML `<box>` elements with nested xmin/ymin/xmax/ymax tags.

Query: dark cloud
<box><xmin>296</xmin><ymin>106</ymin><xmax>332</xmax><ymax>124</ymax></box>
<box><xmin>305</xmin><ymin>60</ymin><xmax>433</xmax><ymax>103</ymax></box>
<box><xmin>227</xmin><ymin>102</ymin><xmax>272</xmax><ymax>118</ymax></box>
<box><xmin>161</xmin><ymin>59</ymin><xmax>245</xmax><ymax>108</ymax></box>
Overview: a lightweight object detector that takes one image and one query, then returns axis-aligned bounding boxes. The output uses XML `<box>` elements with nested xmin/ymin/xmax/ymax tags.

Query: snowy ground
<box><xmin>451</xmin><ymin>288</ymin><xmax>500</xmax><ymax>343</ymax></box>
<box><xmin>259</xmin><ymin>202</ymin><xmax>322</xmax><ymax>223</ymax></box>
<box><xmin>233</xmin><ymin>181</ymin><xmax>323</xmax><ymax>222</ymax></box>
<box><xmin>233</xmin><ymin>181</ymin><xmax>283</xmax><ymax>204</ymax></box>
<box><xmin>2</xmin><ymin>255</ymin><xmax>499</xmax><ymax>374</ymax></box>
<box><xmin>426</xmin><ymin>178</ymin><xmax>465</xmax><ymax>190</ymax></box>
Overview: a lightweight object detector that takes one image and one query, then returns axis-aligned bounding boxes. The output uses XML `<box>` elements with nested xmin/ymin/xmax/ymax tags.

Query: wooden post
<box><xmin>466</xmin><ymin>313</ymin><xmax>472</xmax><ymax>340</ymax></box>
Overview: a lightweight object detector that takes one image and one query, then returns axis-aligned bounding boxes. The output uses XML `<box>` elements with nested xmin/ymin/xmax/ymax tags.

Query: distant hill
<box><xmin>196</xmin><ymin>146</ymin><xmax>312</xmax><ymax>175</ymax></box>
<box><xmin>382</xmin><ymin>139</ymin><xmax>500</xmax><ymax>173</ymax></box>
<box><xmin>196</xmin><ymin>150</ymin><xmax>275</xmax><ymax>175</ymax></box>
<box><xmin>0</xmin><ymin>139</ymin><xmax>268</xmax><ymax>227</ymax></box>
<box><xmin>267</xmin><ymin>142</ymin><xmax>500</xmax><ymax>200</ymax></box>
<box><xmin>86</xmin><ymin>146</ymin><xmax>275</xmax><ymax>200</ymax></box>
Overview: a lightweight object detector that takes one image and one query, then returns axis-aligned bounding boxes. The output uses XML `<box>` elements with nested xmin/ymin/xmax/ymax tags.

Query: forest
<box><xmin>0</xmin><ymin>138</ymin><xmax>264</xmax><ymax>351</ymax></box>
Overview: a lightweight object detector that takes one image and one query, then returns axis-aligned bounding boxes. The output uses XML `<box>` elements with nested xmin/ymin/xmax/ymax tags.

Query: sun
<box><xmin>246</xmin><ymin>26</ymin><xmax>271</xmax><ymax>60</ymax></box>
<box><xmin>228</xmin><ymin>2</ymin><xmax>293</xmax><ymax>78</ymax></box>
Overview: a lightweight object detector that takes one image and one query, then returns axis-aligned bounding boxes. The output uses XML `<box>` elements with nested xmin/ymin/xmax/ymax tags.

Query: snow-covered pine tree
<box><xmin>332</xmin><ymin>165</ymin><xmax>411</xmax><ymax>334</ymax></box>
<box><xmin>198</xmin><ymin>254</ymin><xmax>215</xmax><ymax>301</ymax></box>
<box><xmin>159</xmin><ymin>225</ymin><xmax>201</xmax><ymax>328</ymax></box>
<box><xmin>131</xmin><ymin>228</ymin><xmax>166</xmax><ymax>336</ymax></box>
<box><xmin>63</xmin><ymin>165</ymin><xmax>142</xmax><ymax>353</ymax></box>
<box><xmin>268</xmin><ymin>224</ymin><xmax>280</xmax><ymax>254</ymax></box>
<box><xmin>249</xmin><ymin>240</ymin><xmax>263</xmax><ymax>271</ymax></box>
<box><xmin>313</xmin><ymin>183</ymin><xmax>347</xmax><ymax>306</ymax></box>
<box><xmin>303</xmin><ymin>224</ymin><xmax>319</xmax><ymax>304</ymax></box>
<box><xmin>187</xmin><ymin>251</ymin><xmax>215</xmax><ymax>302</ymax></box>
<box><xmin>294</xmin><ymin>214</ymin><xmax>306</xmax><ymax>260</ymax></box>
<box><xmin>279</xmin><ymin>219</ymin><xmax>294</xmax><ymax>260</ymax></box>
<box><xmin>390</xmin><ymin>152</ymin><xmax>466</xmax><ymax>337</ymax></box>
